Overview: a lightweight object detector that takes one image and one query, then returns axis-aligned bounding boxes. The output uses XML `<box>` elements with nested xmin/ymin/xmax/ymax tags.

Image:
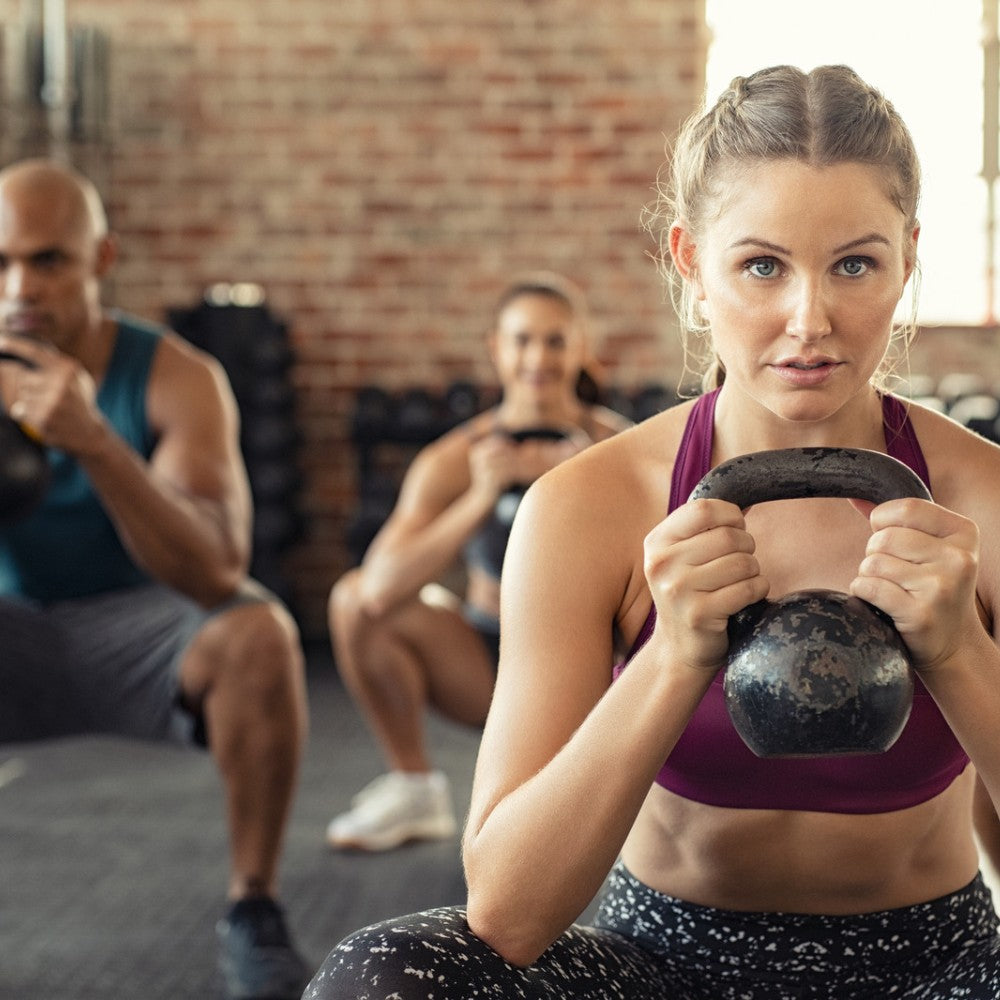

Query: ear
<box><xmin>94</xmin><ymin>233</ymin><xmax>118</xmax><ymax>278</ymax></box>
<box><xmin>902</xmin><ymin>223</ymin><xmax>920</xmax><ymax>285</ymax></box>
<box><xmin>669</xmin><ymin>222</ymin><xmax>704</xmax><ymax>299</ymax></box>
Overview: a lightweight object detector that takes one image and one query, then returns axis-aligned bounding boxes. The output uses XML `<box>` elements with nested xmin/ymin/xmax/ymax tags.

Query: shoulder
<box><xmin>140</xmin><ymin>320</ymin><xmax>229</xmax><ymax>388</ymax></box>
<box><xmin>906</xmin><ymin>400</ymin><xmax>1000</xmax><ymax>513</ymax></box>
<box><xmin>907</xmin><ymin>400</ymin><xmax>1000</xmax><ymax>612</ymax></box>
<box><xmin>134</xmin><ymin>319</ymin><xmax>236</xmax><ymax>430</ymax></box>
<box><xmin>511</xmin><ymin>402</ymin><xmax>694</xmax><ymax>641</ymax></box>
<box><xmin>528</xmin><ymin>400</ymin><xmax>695</xmax><ymax>538</ymax></box>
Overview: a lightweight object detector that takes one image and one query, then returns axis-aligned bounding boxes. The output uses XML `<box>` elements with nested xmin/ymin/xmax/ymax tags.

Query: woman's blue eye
<box><xmin>837</xmin><ymin>256</ymin><xmax>871</xmax><ymax>276</ymax></box>
<box><xmin>747</xmin><ymin>258</ymin><xmax>778</xmax><ymax>278</ymax></box>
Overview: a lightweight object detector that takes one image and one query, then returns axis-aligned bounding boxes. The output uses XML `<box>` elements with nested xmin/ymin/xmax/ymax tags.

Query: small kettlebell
<box><xmin>689</xmin><ymin>447</ymin><xmax>932</xmax><ymax>759</ymax></box>
<box><xmin>0</xmin><ymin>349</ymin><xmax>49</xmax><ymax>524</ymax></box>
<box><xmin>475</xmin><ymin>427</ymin><xmax>569</xmax><ymax>577</ymax></box>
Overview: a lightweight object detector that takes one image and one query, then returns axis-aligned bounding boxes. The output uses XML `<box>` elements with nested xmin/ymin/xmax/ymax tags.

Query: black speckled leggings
<box><xmin>303</xmin><ymin>863</ymin><xmax>1000</xmax><ymax>999</ymax></box>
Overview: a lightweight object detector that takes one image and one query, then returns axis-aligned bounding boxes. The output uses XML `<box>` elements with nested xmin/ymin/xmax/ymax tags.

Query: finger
<box><xmin>865</xmin><ymin>525</ymin><xmax>943</xmax><ymax>564</ymax></box>
<box><xmin>868</xmin><ymin>496</ymin><xmax>961</xmax><ymax>537</ymax></box>
<box><xmin>7</xmin><ymin>399</ymin><xmax>43</xmax><ymax>442</ymax></box>
<box><xmin>671</xmin><ymin>497</ymin><xmax>748</xmax><ymax>538</ymax></box>
<box><xmin>686</xmin><ymin>551</ymin><xmax>763</xmax><ymax>597</ymax></box>
<box><xmin>0</xmin><ymin>333</ymin><xmax>48</xmax><ymax>365</ymax></box>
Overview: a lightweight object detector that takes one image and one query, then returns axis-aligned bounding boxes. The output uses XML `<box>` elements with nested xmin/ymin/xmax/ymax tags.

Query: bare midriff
<box><xmin>621</xmin><ymin>764</ymin><xmax>980</xmax><ymax>915</ymax></box>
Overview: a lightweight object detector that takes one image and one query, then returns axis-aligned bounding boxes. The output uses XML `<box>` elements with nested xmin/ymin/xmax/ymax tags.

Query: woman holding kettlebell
<box><xmin>325</xmin><ymin>273</ymin><xmax>630</xmax><ymax>852</ymax></box>
<box><xmin>308</xmin><ymin>65</ymin><xmax>1000</xmax><ymax>998</ymax></box>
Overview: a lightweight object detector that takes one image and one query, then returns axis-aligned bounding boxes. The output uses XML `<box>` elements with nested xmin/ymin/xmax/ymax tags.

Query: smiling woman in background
<box><xmin>324</xmin><ymin>272</ymin><xmax>630</xmax><ymax>853</ymax></box>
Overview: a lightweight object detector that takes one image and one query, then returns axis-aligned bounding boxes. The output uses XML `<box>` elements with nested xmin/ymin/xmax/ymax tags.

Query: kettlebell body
<box><xmin>689</xmin><ymin>447</ymin><xmax>932</xmax><ymax>759</ymax></box>
<box><xmin>0</xmin><ymin>350</ymin><xmax>49</xmax><ymax>524</ymax></box>
<box><xmin>725</xmin><ymin>589</ymin><xmax>914</xmax><ymax>757</ymax></box>
<box><xmin>471</xmin><ymin>427</ymin><xmax>568</xmax><ymax>578</ymax></box>
<box><xmin>0</xmin><ymin>414</ymin><xmax>49</xmax><ymax>523</ymax></box>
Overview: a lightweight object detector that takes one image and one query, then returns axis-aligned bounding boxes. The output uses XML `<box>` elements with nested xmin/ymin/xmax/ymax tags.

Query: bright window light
<box><xmin>705</xmin><ymin>1</ymin><xmax>988</xmax><ymax>326</ymax></box>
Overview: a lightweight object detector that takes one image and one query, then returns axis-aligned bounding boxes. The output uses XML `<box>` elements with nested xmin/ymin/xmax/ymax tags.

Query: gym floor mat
<box><xmin>0</xmin><ymin>643</ymin><xmax>476</xmax><ymax>1000</ymax></box>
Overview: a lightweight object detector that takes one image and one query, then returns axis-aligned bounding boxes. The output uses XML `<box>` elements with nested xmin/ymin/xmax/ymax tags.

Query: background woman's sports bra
<box><xmin>613</xmin><ymin>389</ymin><xmax>970</xmax><ymax>814</ymax></box>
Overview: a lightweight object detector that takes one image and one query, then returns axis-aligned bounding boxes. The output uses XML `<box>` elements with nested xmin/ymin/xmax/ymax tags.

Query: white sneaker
<box><xmin>325</xmin><ymin>770</ymin><xmax>458</xmax><ymax>851</ymax></box>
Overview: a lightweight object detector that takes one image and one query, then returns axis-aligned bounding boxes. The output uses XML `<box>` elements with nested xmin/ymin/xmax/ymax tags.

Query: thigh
<box><xmin>900</xmin><ymin>924</ymin><xmax>1000</xmax><ymax>999</ymax></box>
<box><xmin>29</xmin><ymin>585</ymin><xmax>208</xmax><ymax>743</ymax></box>
<box><xmin>0</xmin><ymin>596</ymin><xmax>81</xmax><ymax>741</ymax></box>
<box><xmin>304</xmin><ymin>906</ymin><xmax>666</xmax><ymax>1000</ymax></box>
<box><xmin>390</xmin><ymin>587</ymin><xmax>498</xmax><ymax>726</ymax></box>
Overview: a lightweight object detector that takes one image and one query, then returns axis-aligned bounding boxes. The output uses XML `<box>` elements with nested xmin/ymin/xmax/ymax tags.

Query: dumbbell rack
<box><xmin>168</xmin><ymin>288</ymin><xmax>305</xmax><ymax>614</ymax></box>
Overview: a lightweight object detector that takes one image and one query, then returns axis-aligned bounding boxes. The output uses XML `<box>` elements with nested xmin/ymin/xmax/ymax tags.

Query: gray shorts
<box><xmin>0</xmin><ymin>580</ymin><xmax>273</xmax><ymax>747</ymax></box>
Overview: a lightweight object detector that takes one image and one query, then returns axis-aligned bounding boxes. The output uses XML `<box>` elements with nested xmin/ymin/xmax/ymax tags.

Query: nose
<box><xmin>2</xmin><ymin>262</ymin><xmax>36</xmax><ymax>302</ymax></box>
<box><xmin>785</xmin><ymin>278</ymin><xmax>832</xmax><ymax>342</ymax></box>
<box><xmin>522</xmin><ymin>339</ymin><xmax>551</xmax><ymax>369</ymax></box>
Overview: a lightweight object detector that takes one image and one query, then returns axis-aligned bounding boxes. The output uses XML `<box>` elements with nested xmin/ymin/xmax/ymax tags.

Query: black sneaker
<box><xmin>216</xmin><ymin>896</ymin><xmax>311</xmax><ymax>1000</ymax></box>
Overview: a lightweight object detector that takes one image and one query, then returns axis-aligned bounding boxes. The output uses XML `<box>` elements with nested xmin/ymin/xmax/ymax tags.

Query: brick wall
<box><xmin>0</xmin><ymin>0</ymin><xmax>709</xmax><ymax>638</ymax></box>
<box><xmin>0</xmin><ymin>3</ymin><xmax>994</xmax><ymax>643</ymax></box>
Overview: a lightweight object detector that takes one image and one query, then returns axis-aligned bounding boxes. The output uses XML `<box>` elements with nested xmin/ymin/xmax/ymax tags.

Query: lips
<box><xmin>2</xmin><ymin>312</ymin><xmax>45</xmax><ymax>334</ymax></box>
<box><xmin>769</xmin><ymin>357</ymin><xmax>841</xmax><ymax>387</ymax></box>
<box><xmin>776</xmin><ymin>357</ymin><xmax>837</xmax><ymax>370</ymax></box>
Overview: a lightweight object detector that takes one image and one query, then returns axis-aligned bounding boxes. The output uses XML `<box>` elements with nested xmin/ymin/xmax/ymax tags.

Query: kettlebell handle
<box><xmin>688</xmin><ymin>447</ymin><xmax>931</xmax><ymax>507</ymax></box>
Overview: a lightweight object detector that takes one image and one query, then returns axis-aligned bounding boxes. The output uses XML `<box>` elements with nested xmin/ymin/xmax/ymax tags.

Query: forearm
<box><xmin>80</xmin><ymin>423</ymin><xmax>248</xmax><ymax>605</ymax></box>
<box><xmin>463</xmin><ymin>650</ymin><xmax>713</xmax><ymax>966</ymax></box>
<box><xmin>360</xmin><ymin>488</ymin><xmax>495</xmax><ymax>614</ymax></box>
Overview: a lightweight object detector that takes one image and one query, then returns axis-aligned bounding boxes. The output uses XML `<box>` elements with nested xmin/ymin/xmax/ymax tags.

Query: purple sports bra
<box><xmin>613</xmin><ymin>389</ymin><xmax>970</xmax><ymax>814</ymax></box>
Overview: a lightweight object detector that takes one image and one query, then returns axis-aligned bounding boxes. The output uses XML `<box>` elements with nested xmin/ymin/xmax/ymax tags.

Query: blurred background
<box><xmin>0</xmin><ymin>0</ymin><xmax>996</xmax><ymax>642</ymax></box>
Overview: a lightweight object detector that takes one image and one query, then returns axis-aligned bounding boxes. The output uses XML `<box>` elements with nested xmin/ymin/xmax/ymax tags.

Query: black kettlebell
<box><xmin>0</xmin><ymin>349</ymin><xmax>49</xmax><ymax>524</ymax></box>
<box><xmin>689</xmin><ymin>447</ymin><xmax>932</xmax><ymax>759</ymax></box>
<box><xmin>474</xmin><ymin>427</ymin><xmax>569</xmax><ymax>577</ymax></box>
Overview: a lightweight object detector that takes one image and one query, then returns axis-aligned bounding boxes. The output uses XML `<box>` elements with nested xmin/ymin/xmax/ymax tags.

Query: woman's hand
<box><xmin>467</xmin><ymin>433</ymin><xmax>523</xmax><ymax>503</ymax></box>
<box><xmin>468</xmin><ymin>429</ymin><xmax>592</xmax><ymax>503</ymax></box>
<box><xmin>644</xmin><ymin>497</ymin><xmax>769</xmax><ymax>672</ymax></box>
<box><xmin>850</xmin><ymin>497</ymin><xmax>981</xmax><ymax>672</ymax></box>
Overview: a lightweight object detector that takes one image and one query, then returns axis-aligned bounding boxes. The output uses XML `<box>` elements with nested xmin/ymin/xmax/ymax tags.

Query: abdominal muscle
<box><xmin>620</xmin><ymin>764</ymin><xmax>980</xmax><ymax>915</ymax></box>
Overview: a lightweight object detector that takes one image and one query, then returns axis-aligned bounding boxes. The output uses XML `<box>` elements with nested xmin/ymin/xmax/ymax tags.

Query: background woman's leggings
<box><xmin>304</xmin><ymin>863</ymin><xmax>1000</xmax><ymax>1000</ymax></box>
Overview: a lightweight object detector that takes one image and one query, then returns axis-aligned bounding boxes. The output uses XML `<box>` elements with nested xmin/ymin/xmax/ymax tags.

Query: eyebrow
<box><xmin>728</xmin><ymin>233</ymin><xmax>893</xmax><ymax>255</ymax></box>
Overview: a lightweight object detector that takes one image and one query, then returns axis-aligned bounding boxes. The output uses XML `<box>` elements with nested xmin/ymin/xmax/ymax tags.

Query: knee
<box><xmin>305</xmin><ymin>908</ymin><xmax>473</xmax><ymax>1000</ymax></box>
<box><xmin>328</xmin><ymin>569</ymin><xmax>368</xmax><ymax>639</ymax></box>
<box><xmin>199</xmin><ymin>598</ymin><xmax>306</xmax><ymax>709</ymax></box>
<box><xmin>328</xmin><ymin>570</ymin><xmax>391</xmax><ymax>682</ymax></box>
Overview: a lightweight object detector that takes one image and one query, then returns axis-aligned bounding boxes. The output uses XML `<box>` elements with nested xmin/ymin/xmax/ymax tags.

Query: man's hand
<box><xmin>0</xmin><ymin>333</ymin><xmax>109</xmax><ymax>456</ymax></box>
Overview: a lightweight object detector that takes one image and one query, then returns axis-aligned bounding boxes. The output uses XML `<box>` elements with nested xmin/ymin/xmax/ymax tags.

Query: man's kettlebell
<box><xmin>475</xmin><ymin>427</ymin><xmax>569</xmax><ymax>577</ymax></box>
<box><xmin>0</xmin><ymin>349</ymin><xmax>49</xmax><ymax>524</ymax></box>
<box><xmin>689</xmin><ymin>447</ymin><xmax>932</xmax><ymax>759</ymax></box>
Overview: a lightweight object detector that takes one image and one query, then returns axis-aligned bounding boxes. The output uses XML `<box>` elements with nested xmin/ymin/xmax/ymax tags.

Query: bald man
<box><xmin>0</xmin><ymin>159</ymin><xmax>311</xmax><ymax>999</ymax></box>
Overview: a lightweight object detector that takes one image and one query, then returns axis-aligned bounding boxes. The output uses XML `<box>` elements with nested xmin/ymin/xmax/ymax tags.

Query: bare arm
<box><xmin>356</xmin><ymin>430</ymin><xmax>504</xmax><ymax>615</ymax></box>
<box><xmin>462</xmin><ymin>442</ymin><xmax>767</xmax><ymax>966</ymax></box>
<box><xmin>358</xmin><ymin>421</ymin><xmax>606</xmax><ymax>616</ymax></box>
<box><xmin>850</xmin><ymin>424</ymin><xmax>1000</xmax><ymax>817</ymax></box>
<box><xmin>1</xmin><ymin>329</ymin><xmax>252</xmax><ymax>606</ymax></box>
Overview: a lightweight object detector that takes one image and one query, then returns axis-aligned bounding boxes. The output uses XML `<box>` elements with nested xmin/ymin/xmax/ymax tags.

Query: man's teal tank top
<box><xmin>0</xmin><ymin>313</ymin><xmax>160</xmax><ymax>601</ymax></box>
